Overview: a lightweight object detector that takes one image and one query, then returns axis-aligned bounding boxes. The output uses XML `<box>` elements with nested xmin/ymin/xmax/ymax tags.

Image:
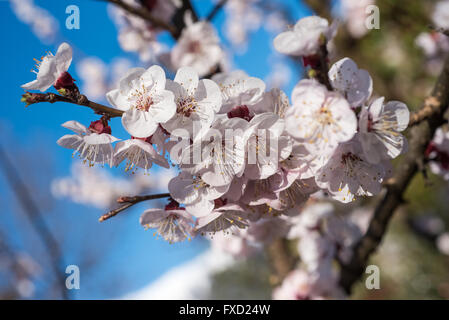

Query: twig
<box><xmin>338</xmin><ymin>54</ymin><xmax>449</xmax><ymax>294</ymax></box>
<box><xmin>302</xmin><ymin>0</ymin><xmax>332</xmax><ymax>21</ymax></box>
<box><xmin>0</xmin><ymin>144</ymin><xmax>69</xmax><ymax>299</ymax></box>
<box><xmin>317</xmin><ymin>41</ymin><xmax>333</xmax><ymax>91</ymax></box>
<box><xmin>409</xmin><ymin>96</ymin><xmax>443</xmax><ymax>126</ymax></box>
<box><xmin>22</xmin><ymin>92</ymin><xmax>124</xmax><ymax>118</ymax></box>
<box><xmin>99</xmin><ymin>193</ymin><xmax>171</xmax><ymax>222</ymax></box>
<box><xmin>207</xmin><ymin>0</ymin><xmax>227</xmax><ymax>21</ymax></box>
<box><xmin>101</xmin><ymin>0</ymin><xmax>179</xmax><ymax>37</ymax></box>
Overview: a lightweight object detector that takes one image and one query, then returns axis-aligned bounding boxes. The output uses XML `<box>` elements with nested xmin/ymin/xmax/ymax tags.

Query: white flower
<box><xmin>315</xmin><ymin>139</ymin><xmax>386</xmax><ymax>203</ymax></box>
<box><xmin>22</xmin><ymin>42</ymin><xmax>72</xmax><ymax>92</ymax></box>
<box><xmin>107</xmin><ymin>65</ymin><xmax>176</xmax><ymax>138</ymax></box>
<box><xmin>171</xmin><ymin>19</ymin><xmax>223</xmax><ymax>77</ymax></box>
<box><xmin>433</xmin><ymin>0</ymin><xmax>449</xmax><ymax>30</ymax></box>
<box><xmin>113</xmin><ymin>138</ymin><xmax>169</xmax><ymax>173</ymax></box>
<box><xmin>244</xmin><ymin>113</ymin><xmax>292</xmax><ymax>180</ymax></box>
<box><xmin>252</xmin><ymin>88</ymin><xmax>290</xmax><ymax>118</ymax></box>
<box><xmin>57</xmin><ymin>120</ymin><xmax>119</xmax><ymax>167</ymax></box>
<box><xmin>341</xmin><ymin>0</ymin><xmax>374</xmax><ymax>38</ymax></box>
<box><xmin>162</xmin><ymin>67</ymin><xmax>222</xmax><ymax>140</ymax></box>
<box><xmin>180</xmin><ymin>115</ymin><xmax>249</xmax><ymax>187</ymax></box>
<box><xmin>195</xmin><ymin>203</ymin><xmax>249</xmax><ymax>235</ymax></box>
<box><xmin>285</xmin><ymin>79</ymin><xmax>357</xmax><ymax>156</ymax></box>
<box><xmin>118</xmin><ymin>27</ymin><xmax>167</xmax><ymax>63</ymax></box>
<box><xmin>168</xmin><ymin>172</ymin><xmax>230</xmax><ymax>217</ymax></box>
<box><xmin>359</xmin><ymin>97</ymin><xmax>409</xmax><ymax>163</ymax></box>
<box><xmin>140</xmin><ymin>207</ymin><xmax>194</xmax><ymax>243</ymax></box>
<box><xmin>287</xmin><ymin>203</ymin><xmax>334</xmax><ymax>239</ymax></box>
<box><xmin>212</xmin><ymin>70</ymin><xmax>266</xmax><ymax>114</ymax></box>
<box><xmin>273</xmin><ymin>16</ymin><xmax>336</xmax><ymax>57</ymax></box>
<box><xmin>329</xmin><ymin>57</ymin><xmax>373</xmax><ymax>108</ymax></box>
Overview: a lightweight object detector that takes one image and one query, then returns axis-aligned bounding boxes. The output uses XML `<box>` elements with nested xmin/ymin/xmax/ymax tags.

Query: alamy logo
<box><xmin>365</xmin><ymin>5</ymin><xmax>380</xmax><ymax>31</ymax></box>
<box><xmin>365</xmin><ymin>265</ymin><xmax>380</xmax><ymax>290</ymax></box>
<box><xmin>66</xmin><ymin>5</ymin><xmax>80</xmax><ymax>30</ymax></box>
<box><xmin>65</xmin><ymin>265</ymin><xmax>80</xmax><ymax>290</ymax></box>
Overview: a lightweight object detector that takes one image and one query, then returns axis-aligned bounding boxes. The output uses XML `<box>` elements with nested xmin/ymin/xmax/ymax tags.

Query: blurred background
<box><xmin>1</xmin><ymin>0</ymin><xmax>449</xmax><ymax>299</ymax></box>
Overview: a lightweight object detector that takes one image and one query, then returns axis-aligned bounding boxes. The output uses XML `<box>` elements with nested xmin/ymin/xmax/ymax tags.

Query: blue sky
<box><xmin>0</xmin><ymin>0</ymin><xmax>309</xmax><ymax>299</ymax></box>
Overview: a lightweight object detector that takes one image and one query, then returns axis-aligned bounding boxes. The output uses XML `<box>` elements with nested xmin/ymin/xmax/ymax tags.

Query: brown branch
<box><xmin>22</xmin><ymin>92</ymin><xmax>124</xmax><ymax>118</ymax></box>
<box><xmin>0</xmin><ymin>144</ymin><xmax>69</xmax><ymax>299</ymax></box>
<box><xmin>302</xmin><ymin>0</ymin><xmax>332</xmax><ymax>21</ymax></box>
<box><xmin>408</xmin><ymin>96</ymin><xmax>443</xmax><ymax>126</ymax></box>
<box><xmin>317</xmin><ymin>40</ymin><xmax>332</xmax><ymax>91</ymax></box>
<box><xmin>101</xmin><ymin>0</ymin><xmax>179</xmax><ymax>38</ymax></box>
<box><xmin>98</xmin><ymin>193</ymin><xmax>171</xmax><ymax>222</ymax></box>
<box><xmin>339</xmin><ymin>54</ymin><xmax>449</xmax><ymax>294</ymax></box>
<box><xmin>207</xmin><ymin>0</ymin><xmax>227</xmax><ymax>21</ymax></box>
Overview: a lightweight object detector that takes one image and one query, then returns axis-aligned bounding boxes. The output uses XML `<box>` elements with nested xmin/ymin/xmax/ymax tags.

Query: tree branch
<box><xmin>339</xmin><ymin>54</ymin><xmax>449</xmax><ymax>294</ymax></box>
<box><xmin>22</xmin><ymin>92</ymin><xmax>124</xmax><ymax>118</ymax></box>
<box><xmin>0</xmin><ymin>144</ymin><xmax>68</xmax><ymax>299</ymax></box>
<box><xmin>207</xmin><ymin>0</ymin><xmax>227</xmax><ymax>21</ymax></box>
<box><xmin>98</xmin><ymin>193</ymin><xmax>171</xmax><ymax>222</ymax></box>
<box><xmin>101</xmin><ymin>0</ymin><xmax>179</xmax><ymax>38</ymax></box>
<box><xmin>408</xmin><ymin>96</ymin><xmax>443</xmax><ymax>126</ymax></box>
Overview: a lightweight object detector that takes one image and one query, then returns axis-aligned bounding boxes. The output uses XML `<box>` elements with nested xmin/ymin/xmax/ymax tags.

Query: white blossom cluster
<box><xmin>21</xmin><ymin>15</ymin><xmax>410</xmax><ymax>247</ymax></box>
<box><xmin>20</xmin><ymin>11</ymin><xmax>417</xmax><ymax>299</ymax></box>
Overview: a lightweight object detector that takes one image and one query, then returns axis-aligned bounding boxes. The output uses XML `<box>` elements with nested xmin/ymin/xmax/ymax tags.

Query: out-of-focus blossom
<box><xmin>223</xmin><ymin>0</ymin><xmax>263</xmax><ymax>51</ymax></box>
<box><xmin>51</xmin><ymin>162</ymin><xmax>177</xmax><ymax>209</ymax></box>
<box><xmin>340</xmin><ymin>0</ymin><xmax>375</xmax><ymax>38</ymax></box>
<box><xmin>264</xmin><ymin>62</ymin><xmax>292</xmax><ymax>90</ymax></box>
<box><xmin>108</xmin><ymin>0</ymin><xmax>177</xmax><ymax>62</ymax></box>
<box><xmin>433</xmin><ymin>0</ymin><xmax>449</xmax><ymax>30</ymax></box>
<box><xmin>10</xmin><ymin>0</ymin><xmax>59</xmax><ymax>44</ymax></box>
<box><xmin>427</xmin><ymin>127</ymin><xmax>449</xmax><ymax>180</ymax></box>
<box><xmin>77</xmin><ymin>57</ymin><xmax>108</xmax><ymax>100</ymax></box>
<box><xmin>171</xmin><ymin>18</ymin><xmax>223</xmax><ymax>77</ymax></box>
<box><xmin>77</xmin><ymin>57</ymin><xmax>133</xmax><ymax>101</ymax></box>
<box><xmin>273</xmin><ymin>16</ymin><xmax>337</xmax><ymax>57</ymax></box>
<box><xmin>436</xmin><ymin>232</ymin><xmax>449</xmax><ymax>255</ymax></box>
<box><xmin>416</xmin><ymin>32</ymin><xmax>449</xmax><ymax>75</ymax></box>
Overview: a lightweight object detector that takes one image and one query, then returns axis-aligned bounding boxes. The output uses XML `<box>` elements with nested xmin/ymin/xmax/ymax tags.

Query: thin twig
<box><xmin>207</xmin><ymin>0</ymin><xmax>227</xmax><ymax>21</ymax></box>
<box><xmin>22</xmin><ymin>92</ymin><xmax>124</xmax><ymax>118</ymax></box>
<box><xmin>99</xmin><ymin>193</ymin><xmax>171</xmax><ymax>222</ymax></box>
<box><xmin>101</xmin><ymin>0</ymin><xmax>179</xmax><ymax>37</ymax></box>
<box><xmin>408</xmin><ymin>96</ymin><xmax>443</xmax><ymax>126</ymax></box>
<box><xmin>339</xmin><ymin>54</ymin><xmax>449</xmax><ymax>294</ymax></box>
<box><xmin>317</xmin><ymin>41</ymin><xmax>333</xmax><ymax>91</ymax></box>
<box><xmin>0</xmin><ymin>144</ymin><xmax>69</xmax><ymax>299</ymax></box>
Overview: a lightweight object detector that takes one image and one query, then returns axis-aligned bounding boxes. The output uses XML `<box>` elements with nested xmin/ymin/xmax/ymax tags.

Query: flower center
<box><xmin>131</xmin><ymin>87</ymin><xmax>154</xmax><ymax>112</ymax></box>
<box><xmin>177</xmin><ymin>96</ymin><xmax>197</xmax><ymax>117</ymax></box>
<box><xmin>188</xmin><ymin>41</ymin><xmax>202</xmax><ymax>54</ymax></box>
